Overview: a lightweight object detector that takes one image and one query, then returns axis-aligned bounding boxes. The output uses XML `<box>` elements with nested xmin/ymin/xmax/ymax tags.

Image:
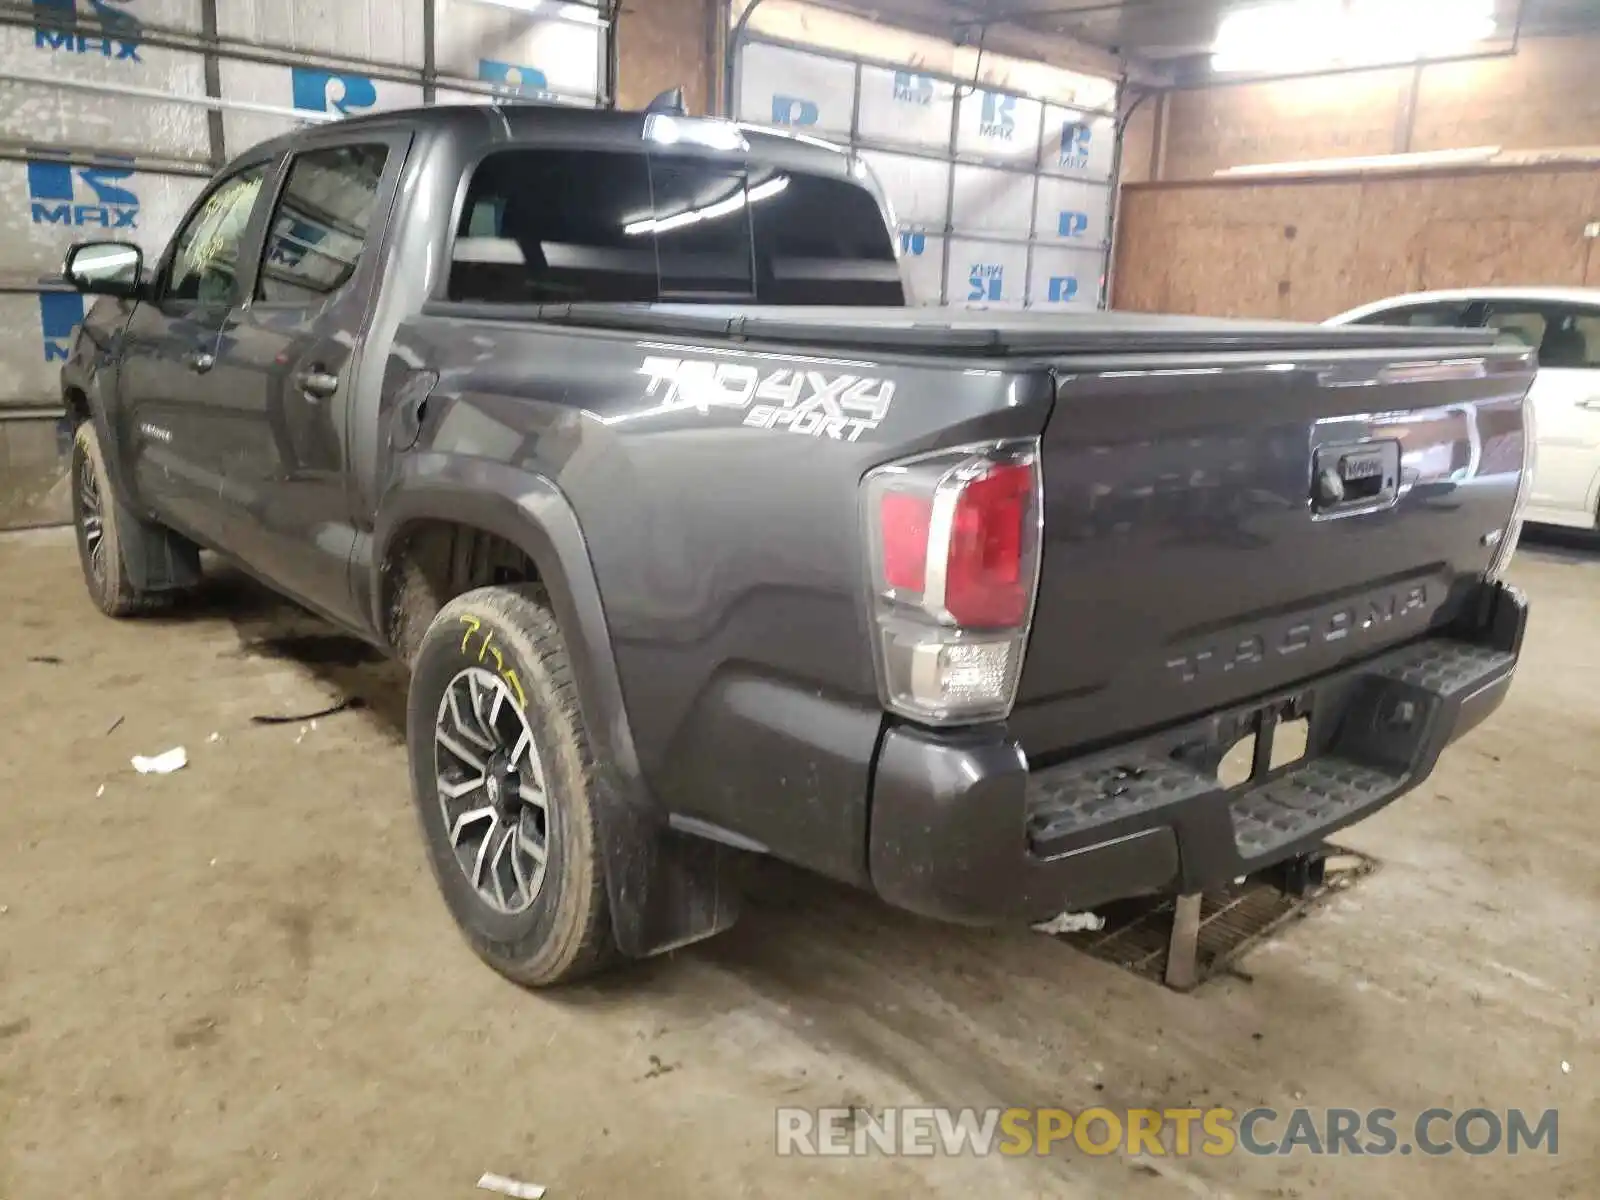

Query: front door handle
<box><xmin>296</xmin><ymin>368</ymin><xmax>340</xmax><ymax>398</ymax></box>
<box><xmin>185</xmin><ymin>350</ymin><xmax>215</xmax><ymax>374</ymax></box>
<box><xmin>1576</xmin><ymin>397</ymin><xmax>1600</xmax><ymax>410</ymax></box>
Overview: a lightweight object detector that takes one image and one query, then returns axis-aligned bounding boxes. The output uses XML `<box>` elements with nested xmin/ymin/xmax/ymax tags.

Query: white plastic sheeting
<box><xmin>736</xmin><ymin>37</ymin><xmax>1118</xmax><ymax>312</ymax></box>
<box><xmin>0</xmin><ymin>0</ymin><xmax>607</xmax><ymax>409</ymax></box>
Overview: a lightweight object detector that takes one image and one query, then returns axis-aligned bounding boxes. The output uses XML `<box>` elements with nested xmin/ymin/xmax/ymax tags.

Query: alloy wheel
<box><xmin>433</xmin><ymin>667</ymin><xmax>551</xmax><ymax>914</ymax></box>
<box><xmin>76</xmin><ymin>444</ymin><xmax>106</xmax><ymax>587</ymax></box>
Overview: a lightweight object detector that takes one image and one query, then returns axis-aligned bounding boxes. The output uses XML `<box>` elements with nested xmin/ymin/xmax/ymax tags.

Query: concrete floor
<box><xmin>0</xmin><ymin>528</ymin><xmax>1594</xmax><ymax>1199</ymax></box>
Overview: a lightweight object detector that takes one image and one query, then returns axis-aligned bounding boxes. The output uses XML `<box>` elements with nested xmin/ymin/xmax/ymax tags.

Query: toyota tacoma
<box><xmin>56</xmin><ymin>101</ymin><xmax>1533</xmax><ymax>985</ymax></box>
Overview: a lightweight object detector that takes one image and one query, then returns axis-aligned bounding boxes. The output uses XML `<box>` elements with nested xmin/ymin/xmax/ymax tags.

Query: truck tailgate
<box><xmin>1011</xmin><ymin>346</ymin><xmax>1533</xmax><ymax>760</ymax></box>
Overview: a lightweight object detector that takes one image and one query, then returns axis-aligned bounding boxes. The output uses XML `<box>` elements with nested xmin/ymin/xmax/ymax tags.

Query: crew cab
<box><xmin>58</xmin><ymin>101</ymin><xmax>1534</xmax><ymax>985</ymax></box>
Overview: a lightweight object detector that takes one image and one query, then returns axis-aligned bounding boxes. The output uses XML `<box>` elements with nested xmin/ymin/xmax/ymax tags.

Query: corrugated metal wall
<box><xmin>0</xmin><ymin>0</ymin><xmax>608</xmax><ymax>528</ymax></box>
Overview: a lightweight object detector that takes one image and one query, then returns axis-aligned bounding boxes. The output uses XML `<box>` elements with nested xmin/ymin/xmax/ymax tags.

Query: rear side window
<box><xmin>447</xmin><ymin>148</ymin><xmax>903</xmax><ymax>306</ymax></box>
<box><xmin>450</xmin><ymin>149</ymin><xmax>657</xmax><ymax>304</ymax></box>
<box><xmin>1351</xmin><ymin>301</ymin><xmax>1475</xmax><ymax>328</ymax></box>
<box><xmin>1485</xmin><ymin>304</ymin><xmax>1600</xmax><ymax>368</ymax></box>
<box><xmin>257</xmin><ymin>144</ymin><xmax>389</xmax><ymax>304</ymax></box>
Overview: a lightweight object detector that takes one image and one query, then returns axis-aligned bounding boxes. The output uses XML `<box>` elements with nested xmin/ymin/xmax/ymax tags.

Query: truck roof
<box><xmin>237</xmin><ymin>102</ymin><xmax>858</xmax><ymax>180</ymax></box>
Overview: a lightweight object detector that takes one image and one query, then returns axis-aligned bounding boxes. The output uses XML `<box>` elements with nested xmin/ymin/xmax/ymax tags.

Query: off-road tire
<box><xmin>406</xmin><ymin>583</ymin><xmax>617</xmax><ymax>986</ymax></box>
<box><xmin>70</xmin><ymin>421</ymin><xmax>166</xmax><ymax>617</ymax></box>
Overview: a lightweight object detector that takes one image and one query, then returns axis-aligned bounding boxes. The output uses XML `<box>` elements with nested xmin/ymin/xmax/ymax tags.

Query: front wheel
<box><xmin>70</xmin><ymin>421</ymin><xmax>161</xmax><ymax>617</ymax></box>
<box><xmin>405</xmin><ymin>583</ymin><xmax>617</xmax><ymax>986</ymax></box>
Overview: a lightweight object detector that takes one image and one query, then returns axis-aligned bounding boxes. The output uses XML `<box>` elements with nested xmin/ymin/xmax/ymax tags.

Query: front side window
<box><xmin>256</xmin><ymin>144</ymin><xmax>389</xmax><ymax>304</ymax></box>
<box><xmin>166</xmin><ymin>166</ymin><xmax>267</xmax><ymax>305</ymax></box>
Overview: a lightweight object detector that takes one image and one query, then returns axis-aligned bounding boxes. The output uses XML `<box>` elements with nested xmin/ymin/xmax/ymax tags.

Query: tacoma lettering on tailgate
<box><xmin>1166</xmin><ymin>585</ymin><xmax>1429</xmax><ymax>684</ymax></box>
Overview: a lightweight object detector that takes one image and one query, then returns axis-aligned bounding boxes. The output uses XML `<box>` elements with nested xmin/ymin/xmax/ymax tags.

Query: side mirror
<box><xmin>63</xmin><ymin>241</ymin><xmax>144</xmax><ymax>298</ymax></box>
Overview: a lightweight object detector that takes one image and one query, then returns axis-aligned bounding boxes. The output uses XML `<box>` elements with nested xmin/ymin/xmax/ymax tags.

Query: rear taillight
<box><xmin>863</xmin><ymin>439</ymin><xmax>1042</xmax><ymax>724</ymax></box>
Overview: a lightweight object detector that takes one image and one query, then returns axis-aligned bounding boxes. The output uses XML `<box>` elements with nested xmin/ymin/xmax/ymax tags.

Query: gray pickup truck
<box><xmin>58</xmin><ymin>101</ymin><xmax>1533</xmax><ymax>986</ymax></box>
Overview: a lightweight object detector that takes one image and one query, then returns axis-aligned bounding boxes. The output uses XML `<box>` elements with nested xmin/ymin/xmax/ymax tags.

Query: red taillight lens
<box><xmin>861</xmin><ymin>439</ymin><xmax>1041</xmax><ymax>725</ymax></box>
<box><xmin>945</xmin><ymin>463</ymin><xmax>1031</xmax><ymax>627</ymax></box>
<box><xmin>880</xmin><ymin>491</ymin><xmax>932</xmax><ymax>592</ymax></box>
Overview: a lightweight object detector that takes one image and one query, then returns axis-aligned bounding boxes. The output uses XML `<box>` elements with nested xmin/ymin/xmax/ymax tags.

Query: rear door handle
<box><xmin>185</xmin><ymin>351</ymin><xmax>215</xmax><ymax>374</ymax></box>
<box><xmin>1577</xmin><ymin>397</ymin><xmax>1600</xmax><ymax>410</ymax></box>
<box><xmin>296</xmin><ymin>368</ymin><xmax>340</xmax><ymax>398</ymax></box>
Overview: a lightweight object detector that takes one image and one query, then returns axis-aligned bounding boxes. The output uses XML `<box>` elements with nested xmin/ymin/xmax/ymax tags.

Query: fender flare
<box><xmin>374</xmin><ymin>454</ymin><xmax>739</xmax><ymax>958</ymax></box>
<box><xmin>61</xmin><ymin>359</ymin><xmax>136</xmax><ymax>506</ymax></box>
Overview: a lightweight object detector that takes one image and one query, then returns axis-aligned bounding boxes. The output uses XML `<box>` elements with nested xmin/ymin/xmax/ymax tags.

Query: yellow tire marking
<box><xmin>502</xmin><ymin>669</ymin><xmax>527</xmax><ymax>711</ymax></box>
<box><xmin>456</xmin><ymin>615</ymin><xmax>524</xmax><ymax>711</ymax></box>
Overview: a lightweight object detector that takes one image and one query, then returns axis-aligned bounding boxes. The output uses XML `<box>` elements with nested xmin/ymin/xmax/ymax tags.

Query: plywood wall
<box><xmin>1161</xmin><ymin>69</ymin><xmax>1414</xmax><ymax>181</ymax></box>
<box><xmin>617</xmin><ymin>0</ymin><xmax>718</xmax><ymax>113</ymax></box>
<box><xmin>1413</xmin><ymin>37</ymin><xmax>1600</xmax><ymax>153</ymax></box>
<box><xmin>1152</xmin><ymin>36</ymin><xmax>1600</xmax><ymax>181</ymax></box>
<box><xmin>1113</xmin><ymin>165</ymin><xmax>1600</xmax><ymax>321</ymax></box>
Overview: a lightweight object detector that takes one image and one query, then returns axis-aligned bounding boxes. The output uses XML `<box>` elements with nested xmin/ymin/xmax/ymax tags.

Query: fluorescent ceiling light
<box><xmin>645</xmin><ymin>114</ymin><xmax>749</xmax><ymax>152</ymax></box>
<box><xmin>458</xmin><ymin>0</ymin><xmax>607</xmax><ymax>27</ymax></box>
<box><xmin>624</xmin><ymin>176</ymin><xmax>789</xmax><ymax>237</ymax></box>
<box><xmin>1212</xmin><ymin>0</ymin><xmax>1496</xmax><ymax>73</ymax></box>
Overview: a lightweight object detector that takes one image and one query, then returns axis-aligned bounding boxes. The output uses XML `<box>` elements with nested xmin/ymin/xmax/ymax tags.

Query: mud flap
<box><xmin>594</xmin><ymin>767</ymin><xmax>742</xmax><ymax>958</ymax></box>
<box><xmin>73</xmin><ymin>404</ymin><xmax>199</xmax><ymax>594</ymax></box>
<box><xmin>117</xmin><ymin>498</ymin><xmax>201</xmax><ymax>593</ymax></box>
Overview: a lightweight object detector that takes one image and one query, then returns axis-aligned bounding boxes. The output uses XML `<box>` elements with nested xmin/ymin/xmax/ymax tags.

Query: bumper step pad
<box><xmin>1026</xmin><ymin>755</ymin><xmax>1213</xmax><ymax>854</ymax></box>
<box><xmin>1377</xmin><ymin>641</ymin><xmax>1513</xmax><ymax>697</ymax></box>
<box><xmin>1022</xmin><ymin>632</ymin><xmax>1517</xmax><ymax>886</ymax></box>
<box><xmin>1228</xmin><ymin>756</ymin><xmax>1400</xmax><ymax>859</ymax></box>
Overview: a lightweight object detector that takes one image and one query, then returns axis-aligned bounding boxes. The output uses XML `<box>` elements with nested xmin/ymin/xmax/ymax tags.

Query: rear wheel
<box><xmin>406</xmin><ymin>583</ymin><xmax>617</xmax><ymax>986</ymax></box>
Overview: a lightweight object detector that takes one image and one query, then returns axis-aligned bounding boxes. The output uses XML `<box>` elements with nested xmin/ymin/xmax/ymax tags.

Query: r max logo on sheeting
<box><xmin>893</xmin><ymin>72</ymin><xmax>934</xmax><ymax>105</ymax></box>
<box><xmin>771</xmin><ymin>94</ymin><xmax>819</xmax><ymax>127</ymax></box>
<box><xmin>291</xmin><ymin>68</ymin><xmax>378</xmax><ymax>116</ymax></box>
<box><xmin>979</xmin><ymin>93</ymin><xmax>1016</xmax><ymax>141</ymax></box>
<box><xmin>39</xmin><ymin>291</ymin><xmax>84</xmax><ymax>363</ymax></box>
<box><xmin>1047</xmin><ymin>277</ymin><xmax>1079</xmax><ymax>303</ymax></box>
<box><xmin>1060</xmin><ymin>121</ymin><xmax>1093</xmax><ymax>169</ymax></box>
<box><xmin>479</xmin><ymin>59</ymin><xmax>552</xmax><ymax>98</ymax></box>
<box><xmin>265</xmin><ymin>214</ymin><xmax>326</xmax><ymax>269</ymax></box>
<box><xmin>1058</xmin><ymin>211</ymin><xmax>1090</xmax><ymax>239</ymax></box>
<box><xmin>32</xmin><ymin>0</ymin><xmax>141</xmax><ymax>61</ymax></box>
<box><xmin>27</xmin><ymin>160</ymin><xmax>140</xmax><ymax>230</ymax></box>
<box><xmin>969</xmin><ymin>263</ymin><xmax>1004</xmax><ymax>302</ymax></box>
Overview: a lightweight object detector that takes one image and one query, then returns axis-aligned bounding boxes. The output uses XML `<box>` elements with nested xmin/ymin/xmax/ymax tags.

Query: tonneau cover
<box><xmin>426</xmin><ymin>299</ymin><xmax>1502</xmax><ymax>358</ymax></box>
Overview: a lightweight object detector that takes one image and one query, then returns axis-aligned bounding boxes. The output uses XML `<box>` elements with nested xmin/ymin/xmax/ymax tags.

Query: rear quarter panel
<box><xmin>384</xmin><ymin>314</ymin><xmax>1054</xmax><ymax>881</ymax></box>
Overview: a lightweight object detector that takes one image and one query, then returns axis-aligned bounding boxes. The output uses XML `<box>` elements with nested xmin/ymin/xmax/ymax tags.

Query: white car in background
<box><xmin>1329</xmin><ymin>287</ymin><xmax>1600</xmax><ymax>530</ymax></box>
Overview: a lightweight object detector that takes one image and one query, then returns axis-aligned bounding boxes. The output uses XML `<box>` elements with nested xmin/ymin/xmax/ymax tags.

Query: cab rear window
<box><xmin>447</xmin><ymin>147</ymin><xmax>903</xmax><ymax>307</ymax></box>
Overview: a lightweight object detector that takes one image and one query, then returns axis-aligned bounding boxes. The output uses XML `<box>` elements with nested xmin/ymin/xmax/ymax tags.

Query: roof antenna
<box><xmin>646</xmin><ymin>86</ymin><xmax>688</xmax><ymax>115</ymax></box>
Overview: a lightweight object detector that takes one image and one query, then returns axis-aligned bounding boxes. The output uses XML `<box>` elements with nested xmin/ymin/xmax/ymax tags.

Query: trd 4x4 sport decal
<box><xmin>638</xmin><ymin>357</ymin><xmax>895</xmax><ymax>443</ymax></box>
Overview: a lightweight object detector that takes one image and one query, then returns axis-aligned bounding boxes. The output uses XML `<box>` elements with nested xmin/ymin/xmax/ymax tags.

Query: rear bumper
<box><xmin>867</xmin><ymin>582</ymin><xmax>1527</xmax><ymax>925</ymax></box>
